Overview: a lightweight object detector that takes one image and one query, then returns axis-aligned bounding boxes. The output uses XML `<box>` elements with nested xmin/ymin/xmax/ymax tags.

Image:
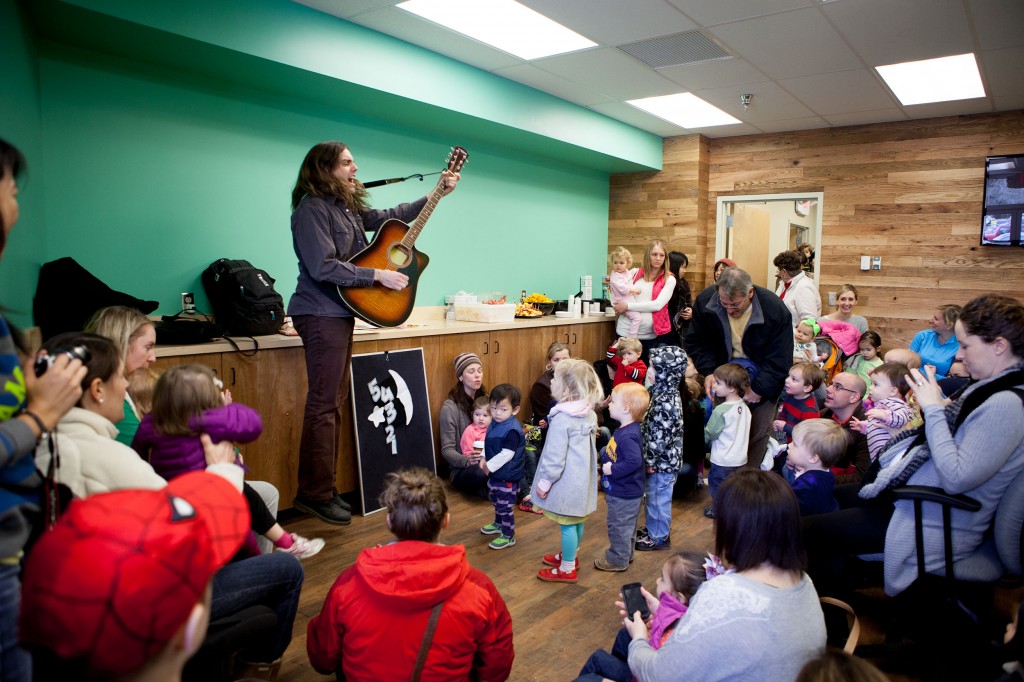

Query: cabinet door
<box><xmin>151</xmin><ymin>353</ymin><xmax>224</xmax><ymax>377</ymax></box>
<box><xmin>223</xmin><ymin>348</ymin><xmax>308</xmax><ymax>508</ymax></box>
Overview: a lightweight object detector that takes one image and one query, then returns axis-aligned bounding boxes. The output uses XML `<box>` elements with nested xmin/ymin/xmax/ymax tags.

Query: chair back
<box><xmin>995</xmin><ymin>466</ymin><xmax>1024</xmax><ymax>577</ymax></box>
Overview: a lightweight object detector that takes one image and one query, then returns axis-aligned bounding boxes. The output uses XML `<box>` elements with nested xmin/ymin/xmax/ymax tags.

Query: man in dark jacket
<box><xmin>685</xmin><ymin>267</ymin><xmax>793</xmax><ymax>467</ymax></box>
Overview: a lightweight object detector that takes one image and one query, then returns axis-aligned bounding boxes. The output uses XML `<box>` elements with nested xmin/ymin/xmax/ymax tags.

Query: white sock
<box><xmin>560</xmin><ymin>559</ymin><xmax>575</xmax><ymax>573</ymax></box>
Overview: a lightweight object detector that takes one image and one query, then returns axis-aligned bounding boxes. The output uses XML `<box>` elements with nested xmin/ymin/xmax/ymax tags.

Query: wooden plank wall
<box><xmin>609</xmin><ymin>110</ymin><xmax>1024</xmax><ymax>350</ymax></box>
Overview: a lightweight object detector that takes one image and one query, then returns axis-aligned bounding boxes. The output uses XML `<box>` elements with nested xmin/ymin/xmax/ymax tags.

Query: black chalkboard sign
<box><xmin>349</xmin><ymin>348</ymin><xmax>435</xmax><ymax>514</ymax></box>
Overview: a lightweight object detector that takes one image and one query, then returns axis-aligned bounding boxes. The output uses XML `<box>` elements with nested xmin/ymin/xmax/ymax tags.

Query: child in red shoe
<box><xmin>532</xmin><ymin>359</ymin><xmax>604</xmax><ymax>583</ymax></box>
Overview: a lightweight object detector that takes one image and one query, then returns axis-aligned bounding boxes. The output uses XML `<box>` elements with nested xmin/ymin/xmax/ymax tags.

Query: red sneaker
<box><xmin>542</xmin><ymin>553</ymin><xmax>580</xmax><ymax>569</ymax></box>
<box><xmin>537</xmin><ymin>566</ymin><xmax>578</xmax><ymax>583</ymax></box>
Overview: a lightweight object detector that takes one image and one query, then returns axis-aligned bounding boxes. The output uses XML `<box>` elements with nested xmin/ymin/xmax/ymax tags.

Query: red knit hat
<box><xmin>19</xmin><ymin>472</ymin><xmax>250</xmax><ymax>677</ymax></box>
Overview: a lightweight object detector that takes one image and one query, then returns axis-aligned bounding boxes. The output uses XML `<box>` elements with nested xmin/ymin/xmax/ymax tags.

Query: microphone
<box><xmin>362</xmin><ymin>177</ymin><xmax>406</xmax><ymax>188</ymax></box>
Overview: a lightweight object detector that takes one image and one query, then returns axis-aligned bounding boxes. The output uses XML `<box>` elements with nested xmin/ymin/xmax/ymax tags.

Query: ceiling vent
<box><xmin>618</xmin><ymin>30</ymin><xmax>732</xmax><ymax>69</ymax></box>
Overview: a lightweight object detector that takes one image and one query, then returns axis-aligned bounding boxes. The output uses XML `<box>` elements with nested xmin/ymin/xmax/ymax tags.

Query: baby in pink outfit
<box><xmin>608</xmin><ymin>246</ymin><xmax>642</xmax><ymax>337</ymax></box>
<box><xmin>460</xmin><ymin>395</ymin><xmax>492</xmax><ymax>458</ymax></box>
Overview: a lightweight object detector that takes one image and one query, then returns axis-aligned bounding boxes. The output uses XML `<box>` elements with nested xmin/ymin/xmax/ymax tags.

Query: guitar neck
<box><xmin>404</xmin><ymin>182</ymin><xmax>446</xmax><ymax>247</ymax></box>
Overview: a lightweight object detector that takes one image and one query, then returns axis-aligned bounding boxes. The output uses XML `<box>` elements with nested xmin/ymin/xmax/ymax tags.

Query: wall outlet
<box><xmin>181</xmin><ymin>292</ymin><xmax>196</xmax><ymax>313</ymax></box>
<box><xmin>828</xmin><ymin>291</ymin><xmax>836</xmax><ymax>306</ymax></box>
<box><xmin>871</xmin><ymin>256</ymin><xmax>882</xmax><ymax>270</ymax></box>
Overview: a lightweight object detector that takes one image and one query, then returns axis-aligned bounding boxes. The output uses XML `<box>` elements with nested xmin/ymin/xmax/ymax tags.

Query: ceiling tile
<box><xmin>696</xmin><ymin>81</ymin><xmax>816</xmax><ymax>123</ymax></box>
<box><xmin>980</xmin><ymin>46</ymin><xmax>1024</xmax><ymax>97</ymax></box>
<box><xmin>821</xmin><ymin>0</ymin><xmax>973</xmax><ymax>65</ymax></box>
<box><xmin>823</xmin><ymin>108</ymin><xmax>909</xmax><ymax>127</ymax></box>
<box><xmin>902</xmin><ymin>98</ymin><xmax>993</xmax><ymax>120</ymax></box>
<box><xmin>752</xmin><ymin>116</ymin><xmax>831</xmax><ymax>134</ymax></box>
<box><xmin>779</xmin><ymin>68</ymin><xmax>897</xmax><ymax>115</ymax></box>
<box><xmin>693</xmin><ymin>122</ymin><xmax>764</xmax><ymax>138</ymax></box>
<box><xmin>967</xmin><ymin>0</ymin><xmax>1024</xmax><ymax>51</ymax></box>
<box><xmin>532</xmin><ymin>48</ymin><xmax>683</xmax><ymax>100</ymax></box>
<box><xmin>708</xmin><ymin>8</ymin><xmax>862</xmax><ymax>79</ymax></box>
<box><xmin>292</xmin><ymin>0</ymin><xmax>390</xmax><ymax>20</ymax></box>
<box><xmin>587</xmin><ymin>101</ymin><xmax>690</xmax><ymax>136</ymax></box>
<box><xmin>658</xmin><ymin>58</ymin><xmax>770</xmax><ymax>90</ymax></box>
<box><xmin>520</xmin><ymin>0</ymin><xmax>697</xmax><ymax>45</ymax></box>
<box><xmin>492</xmin><ymin>64</ymin><xmax>615</xmax><ymax>107</ymax></box>
<box><xmin>665</xmin><ymin>0</ymin><xmax>814</xmax><ymax>27</ymax></box>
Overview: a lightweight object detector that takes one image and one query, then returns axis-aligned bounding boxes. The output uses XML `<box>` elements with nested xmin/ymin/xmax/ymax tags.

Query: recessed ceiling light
<box><xmin>876</xmin><ymin>53</ymin><xmax>985</xmax><ymax>106</ymax></box>
<box><xmin>626</xmin><ymin>93</ymin><xmax>741</xmax><ymax>129</ymax></box>
<box><xmin>397</xmin><ymin>0</ymin><xmax>597</xmax><ymax>60</ymax></box>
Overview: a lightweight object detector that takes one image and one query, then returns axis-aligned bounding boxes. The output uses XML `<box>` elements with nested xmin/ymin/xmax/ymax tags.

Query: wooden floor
<box><xmin>271</xmin><ymin>482</ymin><xmax>914</xmax><ymax>682</ymax></box>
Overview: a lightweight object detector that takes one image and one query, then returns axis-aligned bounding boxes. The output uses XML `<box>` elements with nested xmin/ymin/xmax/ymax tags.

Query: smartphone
<box><xmin>621</xmin><ymin>582</ymin><xmax>650</xmax><ymax>620</ymax></box>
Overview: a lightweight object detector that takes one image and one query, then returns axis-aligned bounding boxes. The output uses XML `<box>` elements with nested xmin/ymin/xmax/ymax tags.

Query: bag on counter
<box><xmin>201</xmin><ymin>259</ymin><xmax>285</xmax><ymax>336</ymax></box>
<box><xmin>154</xmin><ymin>313</ymin><xmax>224</xmax><ymax>345</ymax></box>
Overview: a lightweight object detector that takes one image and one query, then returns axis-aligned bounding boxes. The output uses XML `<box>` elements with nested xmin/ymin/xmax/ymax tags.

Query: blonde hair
<box><xmin>617</xmin><ymin>338</ymin><xmax>642</xmax><ymax>356</ymax></box>
<box><xmin>791</xmin><ymin>419</ymin><xmax>848</xmax><ymax>468</ymax></box>
<box><xmin>641</xmin><ymin>240</ymin><xmax>668</xmax><ymax>283</ymax></box>
<box><xmin>612</xmin><ymin>382</ymin><xmax>650</xmax><ymax>421</ymax></box>
<box><xmin>151</xmin><ymin>365</ymin><xmax>224</xmax><ymax>436</ymax></box>
<box><xmin>85</xmin><ymin>306</ymin><xmax>154</xmax><ymax>371</ymax></box>
<box><xmin>609</xmin><ymin>246</ymin><xmax>633</xmax><ymax>267</ymax></box>
<box><xmin>126</xmin><ymin>368</ymin><xmax>161</xmax><ymax>417</ymax></box>
<box><xmin>546</xmin><ymin>341</ymin><xmax>570</xmax><ymax>362</ymax></box>
<box><xmin>835</xmin><ymin>284</ymin><xmax>858</xmax><ymax>301</ymax></box>
<box><xmin>553</xmin><ymin>358</ymin><xmax>604</xmax><ymax>405</ymax></box>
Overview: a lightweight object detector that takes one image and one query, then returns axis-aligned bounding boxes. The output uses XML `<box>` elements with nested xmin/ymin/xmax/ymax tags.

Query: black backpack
<box><xmin>201</xmin><ymin>259</ymin><xmax>285</xmax><ymax>336</ymax></box>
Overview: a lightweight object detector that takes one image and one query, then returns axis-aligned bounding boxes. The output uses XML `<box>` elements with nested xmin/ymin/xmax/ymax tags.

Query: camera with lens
<box><xmin>34</xmin><ymin>345</ymin><xmax>91</xmax><ymax>377</ymax></box>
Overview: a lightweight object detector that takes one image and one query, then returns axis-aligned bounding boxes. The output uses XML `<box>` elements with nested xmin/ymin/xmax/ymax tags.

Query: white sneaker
<box><xmin>276</xmin><ymin>533</ymin><xmax>325</xmax><ymax>559</ymax></box>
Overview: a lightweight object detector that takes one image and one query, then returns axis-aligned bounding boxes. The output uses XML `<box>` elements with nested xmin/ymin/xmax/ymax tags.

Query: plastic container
<box><xmin>454</xmin><ymin>303</ymin><xmax>516</xmax><ymax>323</ymax></box>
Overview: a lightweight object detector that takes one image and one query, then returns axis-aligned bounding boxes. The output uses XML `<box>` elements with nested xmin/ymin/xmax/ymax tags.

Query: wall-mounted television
<box><xmin>982</xmin><ymin>154</ymin><xmax>1024</xmax><ymax>246</ymax></box>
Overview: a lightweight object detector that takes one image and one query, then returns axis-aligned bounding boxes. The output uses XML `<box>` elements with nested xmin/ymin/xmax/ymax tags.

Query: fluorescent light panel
<box><xmin>397</xmin><ymin>0</ymin><xmax>596</xmax><ymax>60</ymax></box>
<box><xmin>876</xmin><ymin>53</ymin><xmax>985</xmax><ymax>106</ymax></box>
<box><xmin>627</xmin><ymin>93</ymin><xmax>741</xmax><ymax>129</ymax></box>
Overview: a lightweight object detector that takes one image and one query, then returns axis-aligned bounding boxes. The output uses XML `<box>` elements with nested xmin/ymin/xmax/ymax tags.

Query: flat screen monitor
<box><xmin>982</xmin><ymin>154</ymin><xmax>1024</xmax><ymax>246</ymax></box>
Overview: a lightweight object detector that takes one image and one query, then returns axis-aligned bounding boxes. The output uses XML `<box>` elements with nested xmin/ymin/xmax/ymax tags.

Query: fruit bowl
<box><xmin>534</xmin><ymin>302</ymin><xmax>555</xmax><ymax>315</ymax></box>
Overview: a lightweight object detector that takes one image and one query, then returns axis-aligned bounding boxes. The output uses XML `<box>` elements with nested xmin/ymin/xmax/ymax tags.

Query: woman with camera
<box><xmin>0</xmin><ymin>138</ymin><xmax>88</xmax><ymax>682</ymax></box>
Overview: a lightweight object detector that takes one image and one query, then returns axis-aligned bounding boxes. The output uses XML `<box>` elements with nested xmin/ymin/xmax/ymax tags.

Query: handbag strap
<box><xmin>410</xmin><ymin>601</ymin><xmax>444</xmax><ymax>682</ymax></box>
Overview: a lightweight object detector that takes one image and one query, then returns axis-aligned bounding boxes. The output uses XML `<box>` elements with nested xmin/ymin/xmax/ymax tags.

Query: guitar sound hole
<box><xmin>388</xmin><ymin>244</ymin><xmax>411</xmax><ymax>269</ymax></box>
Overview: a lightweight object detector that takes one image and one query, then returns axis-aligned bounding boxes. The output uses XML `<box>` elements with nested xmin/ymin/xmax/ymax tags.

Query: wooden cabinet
<box><xmin>152</xmin><ymin>318</ymin><xmax>614</xmax><ymax>510</ymax></box>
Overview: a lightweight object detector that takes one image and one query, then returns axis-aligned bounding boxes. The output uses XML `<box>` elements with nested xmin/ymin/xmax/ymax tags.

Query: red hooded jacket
<box><xmin>307</xmin><ymin>541</ymin><xmax>514</xmax><ymax>681</ymax></box>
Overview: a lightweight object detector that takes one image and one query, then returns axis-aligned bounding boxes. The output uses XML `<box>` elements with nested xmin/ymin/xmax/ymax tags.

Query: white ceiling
<box><xmin>293</xmin><ymin>0</ymin><xmax>1024</xmax><ymax>138</ymax></box>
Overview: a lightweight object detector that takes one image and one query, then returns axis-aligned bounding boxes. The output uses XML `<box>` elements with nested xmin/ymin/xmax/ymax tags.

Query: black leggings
<box><xmin>243</xmin><ymin>482</ymin><xmax>278</xmax><ymax>535</ymax></box>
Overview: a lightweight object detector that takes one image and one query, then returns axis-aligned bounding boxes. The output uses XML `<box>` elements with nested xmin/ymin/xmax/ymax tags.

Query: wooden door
<box><xmin>730</xmin><ymin>204</ymin><xmax>772</xmax><ymax>288</ymax></box>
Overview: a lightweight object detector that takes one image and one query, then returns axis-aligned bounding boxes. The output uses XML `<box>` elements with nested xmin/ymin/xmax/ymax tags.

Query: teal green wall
<box><xmin>36</xmin><ymin>45</ymin><xmax>611</xmax><ymax>316</ymax></box>
<box><xmin>8</xmin><ymin>0</ymin><xmax>664</xmax><ymax>326</ymax></box>
<box><xmin>1</xmin><ymin>0</ymin><xmax>45</xmax><ymax>328</ymax></box>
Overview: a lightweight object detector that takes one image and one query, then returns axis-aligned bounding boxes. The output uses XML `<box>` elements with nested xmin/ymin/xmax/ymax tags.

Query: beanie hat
<box><xmin>453</xmin><ymin>352</ymin><xmax>482</xmax><ymax>379</ymax></box>
<box><xmin>20</xmin><ymin>472</ymin><xmax>249</xmax><ymax>677</ymax></box>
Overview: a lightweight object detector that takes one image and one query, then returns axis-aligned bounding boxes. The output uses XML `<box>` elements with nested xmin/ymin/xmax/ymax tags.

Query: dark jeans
<box><xmin>574</xmin><ymin>627</ymin><xmax>633</xmax><ymax>682</ymax></box>
<box><xmin>802</xmin><ymin>484</ymin><xmax>893</xmax><ymax>598</ymax></box>
<box><xmin>211</xmin><ymin>553</ymin><xmax>304</xmax><ymax>661</ymax></box>
<box><xmin>451</xmin><ymin>464</ymin><xmax>488</xmax><ymax>498</ymax></box>
<box><xmin>294</xmin><ymin>315</ymin><xmax>355</xmax><ymax>501</ymax></box>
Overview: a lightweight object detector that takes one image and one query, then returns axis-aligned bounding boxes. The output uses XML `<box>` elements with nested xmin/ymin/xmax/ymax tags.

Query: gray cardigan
<box><xmin>439</xmin><ymin>397</ymin><xmax>473</xmax><ymax>474</ymax></box>
<box><xmin>628</xmin><ymin>572</ymin><xmax>825</xmax><ymax>682</ymax></box>
<box><xmin>530</xmin><ymin>410</ymin><xmax>598</xmax><ymax>518</ymax></box>
<box><xmin>883</xmin><ymin>367</ymin><xmax>1024</xmax><ymax>594</ymax></box>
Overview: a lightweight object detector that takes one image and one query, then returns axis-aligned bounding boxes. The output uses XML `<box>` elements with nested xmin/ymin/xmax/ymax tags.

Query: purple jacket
<box><xmin>131</xmin><ymin>403</ymin><xmax>262</xmax><ymax>481</ymax></box>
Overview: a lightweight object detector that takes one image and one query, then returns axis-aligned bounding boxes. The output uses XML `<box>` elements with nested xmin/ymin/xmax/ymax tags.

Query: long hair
<box><xmin>85</xmin><ymin>306</ymin><xmax>153</xmax><ymax>372</ymax></box>
<box><xmin>715</xmin><ymin>470</ymin><xmax>805</xmax><ymax>573</ymax></box>
<box><xmin>553</xmin><ymin>358</ymin><xmax>604</xmax><ymax>405</ymax></box>
<box><xmin>641</xmin><ymin>240</ymin><xmax>669</xmax><ymax>283</ymax></box>
<box><xmin>290</xmin><ymin>141</ymin><xmax>370</xmax><ymax>212</ymax></box>
<box><xmin>151</xmin><ymin>365</ymin><xmax>223</xmax><ymax>436</ymax></box>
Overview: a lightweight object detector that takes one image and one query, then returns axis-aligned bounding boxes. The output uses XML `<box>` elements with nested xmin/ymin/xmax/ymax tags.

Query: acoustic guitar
<box><xmin>338</xmin><ymin>146</ymin><xmax>468</xmax><ymax>328</ymax></box>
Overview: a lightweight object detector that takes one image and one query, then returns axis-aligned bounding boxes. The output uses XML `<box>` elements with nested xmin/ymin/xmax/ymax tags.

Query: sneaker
<box><xmin>635</xmin><ymin>526</ymin><xmax>650</xmax><ymax>543</ymax></box>
<box><xmin>489</xmin><ymin>535</ymin><xmax>516</xmax><ymax>550</ymax></box>
<box><xmin>332</xmin><ymin>494</ymin><xmax>352</xmax><ymax>512</ymax></box>
<box><xmin>294</xmin><ymin>496</ymin><xmax>352</xmax><ymax>525</ymax></box>
<box><xmin>703</xmin><ymin>507</ymin><xmax>715</xmax><ymax>519</ymax></box>
<box><xmin>276</xmin><ymin>533</ymin><xmax>325</xmax><ymax>560</ymax></box>
<box><xmin>542</xmin><ymin>552</ymin><xmax>579</xmax><ymax>569</ymax></box>
<box><xmin>594</xmin><ymin>558</ymin><xmax>628</xmax><ymax>572</ymax></box>
<box><xmin>696</xmin><ymin>476</ymin><xmax>705</xmax><ymax>488</ymax></box>
<box><xmin>635</xmin><ymin>536</ymin><xmax>671</xmax><ymax>552</ymax></box>
<box><xmin>480</xmin><ymin>523</ymin><xmax>502</xmax><ymax>535</ymax></box>
<box><xmin>537</xmin><ymin>566</ymin><xmax>578</xmax><ymax>583</ymax></box>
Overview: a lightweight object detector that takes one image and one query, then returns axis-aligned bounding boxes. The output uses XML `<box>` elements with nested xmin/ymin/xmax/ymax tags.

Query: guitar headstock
<box><xmin>446</xmin><ymin>146</ymin><xmax>468</xmax><ymax>174</ymax></box>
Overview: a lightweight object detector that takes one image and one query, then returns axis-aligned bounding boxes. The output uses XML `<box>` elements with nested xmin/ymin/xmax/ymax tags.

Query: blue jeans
<box><xmin>645</xmin><ymin>472</ymin><xmax>677</xmax><ymax>543</ymax></box>
<box><xmin>708</xmin><ymin>463</ymin><xmax>741</xmax><ymax>512</ymax></box>
<box><xmin>211</xmin><ymin>553</ymin><xmax>304</xmax><ymax>660</ymax></box>
<box><xmin>574</xmin><ymin>627</ymin><xmax>632</xmax><ymax>682</ymax></box>
<box><xmin>0</xmin><ymin>564</ymin><xmax>30</xmax><ymax>682</ymax></box>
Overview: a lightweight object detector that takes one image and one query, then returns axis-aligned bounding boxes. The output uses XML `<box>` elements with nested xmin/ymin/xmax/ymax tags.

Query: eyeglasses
<box><xmin>829</xmin><ymin>382</ymin><xmax>859</xmax><ymax>394</ymax></box>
